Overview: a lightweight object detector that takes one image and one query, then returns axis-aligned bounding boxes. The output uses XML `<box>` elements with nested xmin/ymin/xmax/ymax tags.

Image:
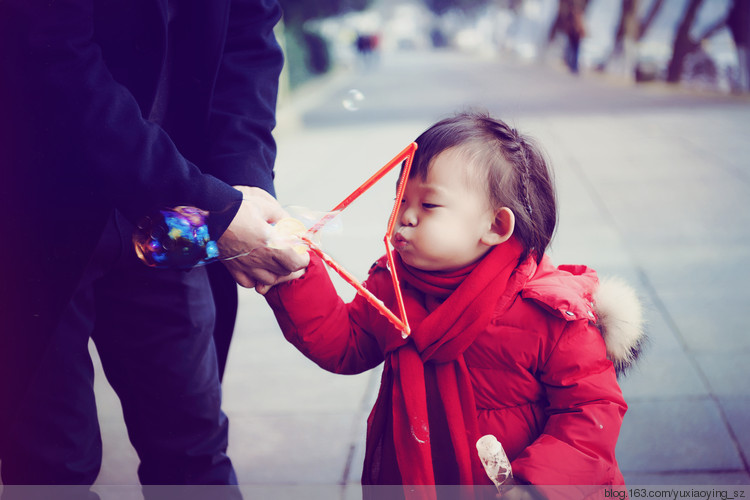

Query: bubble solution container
<box><xmin>133</xmin><ymin>206</ymin><xmax>219</xmax><ymax>269</ymax></box>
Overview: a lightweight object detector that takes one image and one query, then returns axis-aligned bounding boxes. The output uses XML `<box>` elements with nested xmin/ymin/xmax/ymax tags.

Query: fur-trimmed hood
<box><xmin>593</xmin><ymin>276</ymin><xmax>647</xmax><ymax>375</ymax></box>
<box><xmin>522</xmin><ymin>257</ymin><xmax>647</xmax><ymax>376</ymax></box>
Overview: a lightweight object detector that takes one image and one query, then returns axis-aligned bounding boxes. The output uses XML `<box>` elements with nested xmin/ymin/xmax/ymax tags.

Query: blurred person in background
<box><xmin>551</xmin><ymin>0</ymin><xmax>589</xmax><ymax>74</ymax></box>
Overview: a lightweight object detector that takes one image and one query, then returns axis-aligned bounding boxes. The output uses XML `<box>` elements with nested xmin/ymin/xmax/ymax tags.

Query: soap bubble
<box><xmin>342</xmin><ymin>89</ymin><xmax>365</xmax><ymax>111</ymax></box>
<box><xmin>261</xmin><ymin>207</ymin><xmax>343</xmax><ymax>253</ymax></box>
<box><xmin>133</xmin><ymin>206</ymin><xmax>217</xmax><ymax>268</ymax></box>
<box><xmin>286</xmin><ymin>205</ymin><xmax>343</xmax><ymax>235</ymax></box>
<box><xmin>266</xmin><ymin>217</ymin><xmax>308</xmax><ymax>254</ymax></box>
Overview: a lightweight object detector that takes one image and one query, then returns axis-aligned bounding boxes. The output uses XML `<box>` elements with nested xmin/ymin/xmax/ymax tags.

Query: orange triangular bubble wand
<box><xmin>132</xmin><ymin>142</ymin><xmax>417</xmax><ymax>336</ymax></box>
<box><xmin>301</xmin><ymin>142</ymin><xmax>416</xmax><ymax>338</ymax></box>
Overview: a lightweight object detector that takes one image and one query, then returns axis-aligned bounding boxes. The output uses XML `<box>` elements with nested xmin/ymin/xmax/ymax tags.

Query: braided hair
<box><xmin>410</xmin><ymin>111</ymin><xmax>557</xmax><ymax>262</ymax></box>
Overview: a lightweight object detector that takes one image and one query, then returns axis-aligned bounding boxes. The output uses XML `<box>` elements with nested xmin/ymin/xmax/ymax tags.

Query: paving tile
<box><xmin>225</xmin><ymin>291</ymin><xmax>378</xmax><ymax>416</ymax></box>
<box><xmin>616</xmin><ymin>397</ymin><xmax>743</xmax><ymax>473</ymax></box>
<box><xmin>656</xmin><ymin>291</ymin><xmax>750</xmax><ymax>353</ymax></box>
<box><xmin>638</xmin><ymin>243</ymin><xmax>750</xmax><ymax>290</ymax></box>
<box><xmin>344</xmin><ymin>420</ymin><xmax>369</xmax><ymax>486</ymax></box>
<box><xmin>343</xmin><ymin>384</ymin><xmax>379</xmax><ymax>485</ymax></box>
<box><xmin>718</xmin><ymin>397</ymin><xmax>750</xmax><ymax>466</ymax></box>
<box><xmin>638</xmin><ymin>304</ymin><xmax>686</xmax><ymax>354</ymax></box>
<box><xmin>695</xmin><ymin>355</ymin><xmax>750</xmax><ymax>398</ymax></box>
<box><xmin>97</xmin><ymin>421</ymin><xmax>140</xmax><ymax>486</ymax></box>
<box><xmin>619</xmin><ymin>349</ymin><xmax>709</xmax><ymax>400</ymax></box>
<box><xmin>223</xmin><ymin>366</ymin><xmax>373</xmax><ymax>415</ymax></box>
<box><xmin>621</xmin><ymin>243</ymin><xmax>750</xmax><ymax>354</ymax></box>
<box><xmin>91</xmin><ymin>341</ymin><xmax>141</xmax><ymax>487</ymax></box>
<box><xmin>228</xmin><ymin>414</ymin><xmax>357</xmax><ymax>484</ymax></box>
<box><xmin>548</xmin><ymin>222</ymin><xmax>633</xmax><ymax>271</ymax></box>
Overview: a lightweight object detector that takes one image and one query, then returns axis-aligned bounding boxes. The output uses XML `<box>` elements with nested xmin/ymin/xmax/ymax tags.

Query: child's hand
<box><xmin>253</xmin><ymin>215</ymin><xmax>311</xmax><ymax>295</ymax></box>
<box><xmin>254</xmin><ymin>264</ymin><xmax>306</xmax><ymax>295</ymax></box>
<box><xmin>218</xmin><ymin>188</ymin><xmax>309</xmax><ymax>289</ymax></box>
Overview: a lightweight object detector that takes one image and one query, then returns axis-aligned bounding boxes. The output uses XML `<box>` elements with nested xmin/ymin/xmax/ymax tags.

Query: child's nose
<box><xmin>400</xmin><ymin>205</ymin><xmax>417</xmax><ymax>227</ymax></box>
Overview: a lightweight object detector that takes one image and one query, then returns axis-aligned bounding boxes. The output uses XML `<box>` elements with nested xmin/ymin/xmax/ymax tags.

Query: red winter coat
<box><xmin>266</xmin><ymin>243</ymin><xmax>641</xmax><ymax>490</ymax></box>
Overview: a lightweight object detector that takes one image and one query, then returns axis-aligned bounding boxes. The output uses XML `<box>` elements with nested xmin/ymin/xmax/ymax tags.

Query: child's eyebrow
<box><xmin>419</xmin><ymin>185</ymin><xmax>449</xmax><ymax>197</ymax></box>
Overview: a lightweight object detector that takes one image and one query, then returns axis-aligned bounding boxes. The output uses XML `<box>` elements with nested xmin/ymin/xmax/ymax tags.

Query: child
<box><xmin>264</xmin><ymin>112</ymin><xmax>644</xmax><ymax>497</ymax></box>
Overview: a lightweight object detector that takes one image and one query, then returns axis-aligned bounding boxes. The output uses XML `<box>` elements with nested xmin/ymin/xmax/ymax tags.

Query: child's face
<box><xmin>391</xmin><ymin>148</ymin><xmax>501</xmax><ymax>272</ymax></box>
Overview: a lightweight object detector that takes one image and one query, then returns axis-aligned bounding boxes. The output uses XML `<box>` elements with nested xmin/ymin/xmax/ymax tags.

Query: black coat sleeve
<box><xmin>0</xmin><ymin>0</ymin><xmax>282</xmax><ymax>239</ymax></box>
<box><xmin>206</xmin><ymin>0</ymin><xmax>284</xmax><ymax>196</ymax></box>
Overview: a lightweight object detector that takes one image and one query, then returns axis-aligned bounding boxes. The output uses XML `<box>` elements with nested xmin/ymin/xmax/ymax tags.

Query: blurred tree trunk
<box><xmin>423</xmin><ymin>0</ymin><xmax>491</xmax><ymax>16</ymax></box>
<box><xmin>612</xmin><ymin>0</ymin><xmax>637</xmax><ymax>53</ymax></box>
<box><xmin>601</xmin><ymin>0</ymin><xmax>638</xmax><ymax>71</ymax></box>
<box><xmin>726</xmin><ymin>0</ymin><xmax>750</xmax><ymax>91</ymax></box>
<box><xmin>666</xmin><ymin>0</ymin><xmax>703</xmax><ymax>83</ymax></box>
<box><xmin>666</xmin><ymin>0</ymin><xmax>728</xmax><ymax>83</ymax></box>
<box><xmin>601</xmin><ymin>0</ymin><xmax>662</xmax><ymax>71</ymax></box>
<box><xmin>638</xmin><ymin>0</ymin><xmax>665</xmax><ymax>40</ymax></box>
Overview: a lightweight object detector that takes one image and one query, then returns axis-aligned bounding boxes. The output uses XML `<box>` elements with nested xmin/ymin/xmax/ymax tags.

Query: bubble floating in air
<box><xmin>286</xmin><ymin>205</ymin><xmax>343</xmax><ymax>235</ymax></box>
<box><xmin>342</xmin><ymin>89</ymin><xmax>365</xmax><ymax>111</ymax></box>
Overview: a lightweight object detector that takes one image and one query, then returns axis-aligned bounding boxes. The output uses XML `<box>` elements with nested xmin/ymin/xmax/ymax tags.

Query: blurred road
<box><xmin>89</xmin><ymin>49</ymin><xmax>750</xmax><ymax>497</ymax></box>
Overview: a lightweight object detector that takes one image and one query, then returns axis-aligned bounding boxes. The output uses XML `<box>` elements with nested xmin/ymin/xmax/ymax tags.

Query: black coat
<box><xmin>0</xmin><ymin>0</ymin><xmax>284</xmax><ymax>337</ymax></box>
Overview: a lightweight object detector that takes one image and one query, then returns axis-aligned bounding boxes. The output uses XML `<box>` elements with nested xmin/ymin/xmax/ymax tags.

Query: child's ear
<box><xmin>481</xmin><ymin>207</ymin><xmax>515</xmax><ymax>246</ymax></box>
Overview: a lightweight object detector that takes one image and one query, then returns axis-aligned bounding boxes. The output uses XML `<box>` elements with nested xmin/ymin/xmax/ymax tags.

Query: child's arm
<box><xmin>510</xmin><ymin>318</ymin><xmax>627</xmax><ymax>487</ymax></box>
<box><xmin>264</xmin><ymin>252</ymin><xmax>385</xmax><ymax>375</ymax></box>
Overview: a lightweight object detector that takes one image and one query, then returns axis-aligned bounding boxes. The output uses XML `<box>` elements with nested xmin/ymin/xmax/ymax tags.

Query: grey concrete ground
<box><xmin>85</xmin><ymin>49</ymin><xmax>750</xmax><ymax>497</ymax></box>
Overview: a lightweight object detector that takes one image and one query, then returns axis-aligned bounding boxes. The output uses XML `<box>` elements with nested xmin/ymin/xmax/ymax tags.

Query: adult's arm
<box><xmin>205</xmin><ymin>0</ymin><xmax>309</xmax><ymax>284</ymax></box>
<box><xmin>1</xmin><ymin>0</ymin><xmax>240</xmax><ymax>236</ymax></box>
<box><xmin>204</xmin><ymin>0</ymin><xmax>284</xmax><ymax>197</ymax></box>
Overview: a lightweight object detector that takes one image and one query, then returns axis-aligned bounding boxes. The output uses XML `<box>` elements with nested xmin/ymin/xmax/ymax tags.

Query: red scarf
<box><xmin>363</xmin><ymin>238</ymin><xmax>527</xmax><ymax>499</ymax></box>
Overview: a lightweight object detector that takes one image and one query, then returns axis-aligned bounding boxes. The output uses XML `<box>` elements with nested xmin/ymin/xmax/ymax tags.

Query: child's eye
<box><xmin>422</xmin><ymin>203</ymin><xmax>440</xmax><ymax>209</ymax></box>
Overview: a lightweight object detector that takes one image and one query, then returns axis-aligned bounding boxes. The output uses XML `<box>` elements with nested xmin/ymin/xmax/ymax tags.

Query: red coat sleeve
<box><xmin>511</xmin><ymin>318</ymin><xmax>627</xmax><ymax>487</ymax></box>
<box><xmin>265</xmin><ymin>253</ymin><xmax>385</xmax><ymax>375</ymax></box>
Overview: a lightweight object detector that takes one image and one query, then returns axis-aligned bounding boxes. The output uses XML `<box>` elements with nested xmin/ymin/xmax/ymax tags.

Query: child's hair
<box><xmin>411</xmin><ymin>111</ymin><xmax>557</xmax><ymax>262</ymax></box>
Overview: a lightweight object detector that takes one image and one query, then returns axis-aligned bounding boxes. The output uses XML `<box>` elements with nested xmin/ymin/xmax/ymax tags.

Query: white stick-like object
<box><xmin>476</xmin><ymin>435</ymin><xmax>512</xmax><ymax>490</ymax></box>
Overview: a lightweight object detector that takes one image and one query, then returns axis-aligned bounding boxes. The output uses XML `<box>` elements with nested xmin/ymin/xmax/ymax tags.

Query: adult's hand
<box><xmin>217</xmin><ymin>186</ymin><xmax>309</xmax><ymax>289</ymax></box>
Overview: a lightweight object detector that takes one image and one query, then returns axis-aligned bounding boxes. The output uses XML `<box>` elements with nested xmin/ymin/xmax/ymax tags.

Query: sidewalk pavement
<box><xmin>86</xmin><ymin>49</ymin><xmax>749</xmax><ymax>498</ymax></box>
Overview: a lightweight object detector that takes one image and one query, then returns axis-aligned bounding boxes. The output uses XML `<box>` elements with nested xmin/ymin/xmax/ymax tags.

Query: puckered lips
<box><xmin>392</xmin><ymin>232</ymin><xmax>409</xmax><ymax>250</ymax></box>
